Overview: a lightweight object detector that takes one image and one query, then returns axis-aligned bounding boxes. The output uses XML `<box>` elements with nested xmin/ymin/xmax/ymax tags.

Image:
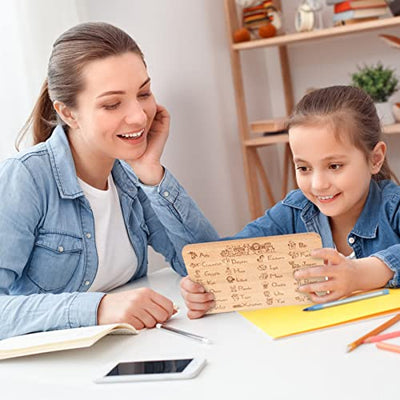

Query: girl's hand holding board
<box><xmin>181</xmin><ymin>233</ymin><xmax>323</xmax><ymax>318</ymax></box>
<box><xmin>294</xmin><ymin>248</ymin><xmax>394</xmax><ymax>304</ymax></box>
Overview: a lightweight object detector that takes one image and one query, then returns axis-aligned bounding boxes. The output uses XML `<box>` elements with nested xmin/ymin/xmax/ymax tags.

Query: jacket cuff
<box><xmin>139</xmin><ymin>168</ymin><xmax>180</xmax><ymax>206</ymax></box>
<box><xmin>372</xmin><ymin>253</ymin><xmax>400</xmax><ymax>287</ymax></box>
<box><xmin>68</xmin><ymin>292</ymin><xmax>106</xmax><ymax>328</ymax></box>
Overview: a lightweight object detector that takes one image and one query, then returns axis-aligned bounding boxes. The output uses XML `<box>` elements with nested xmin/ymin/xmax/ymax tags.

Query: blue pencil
<box><xmin>303</xmin><ymin>289</ymin><xmax>389</xmax><ymax>311</ymax></box>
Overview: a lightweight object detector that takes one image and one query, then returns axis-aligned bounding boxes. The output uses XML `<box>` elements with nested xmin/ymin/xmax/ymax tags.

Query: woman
<box><xmin>0</xmin><ymin>22</ymin><xmax>218</xmax><ymax>339</ymax></box>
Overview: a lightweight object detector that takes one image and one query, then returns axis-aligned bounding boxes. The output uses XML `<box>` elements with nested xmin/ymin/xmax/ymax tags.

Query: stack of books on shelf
<box><xmin>242</xmin><ymin>0</ymin><xmax>274</xmax><ymax>30</ymax></box>
<box><xmin>326</xmin><ymin>0</ymin><xmax>390</xmax><ymax>25</ymax></box>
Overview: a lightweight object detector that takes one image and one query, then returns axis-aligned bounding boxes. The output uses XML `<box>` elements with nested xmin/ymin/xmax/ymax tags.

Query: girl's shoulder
<box><xmin>375</xmin><ymin>180</ymin><xmax>400</xmax><ymax>219</ymax></box>
<box><xmin>378</xmin><ymin>179</ymin><xmax>400</xmax><ymax>200</ymax></box>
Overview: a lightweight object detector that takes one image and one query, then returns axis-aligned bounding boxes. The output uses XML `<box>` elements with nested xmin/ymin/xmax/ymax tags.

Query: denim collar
<box><xmin>283</xmin><ymin>180</ymin><xmax>380</xmax><ymax>239</ymax></box>
<box><xmin>351</xmin><ymin>180</ymin><xmax>380</xmax><ymax>239</ymax></box>
<box><xmin>46</xmin><ymin>125</ymin><xmax>138</xmax><ymax>199</ymax></box>
<box><xmin>283</xmin><ymin>189</ymin><xmax>319</xmax><ymax>222</ymax></box>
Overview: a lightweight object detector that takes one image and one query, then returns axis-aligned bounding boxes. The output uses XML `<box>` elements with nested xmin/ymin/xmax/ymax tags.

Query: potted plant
<box><xmin>351</xmin><ymin>62</ymin><xmax>399</xmax><ymax>124</ymax></box>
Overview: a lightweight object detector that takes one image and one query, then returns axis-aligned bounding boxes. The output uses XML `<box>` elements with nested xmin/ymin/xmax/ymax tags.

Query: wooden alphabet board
<box><xmin>182</xmin><ymin>233</ymin><xmax>322</xmax><ymax>313</ymax></box>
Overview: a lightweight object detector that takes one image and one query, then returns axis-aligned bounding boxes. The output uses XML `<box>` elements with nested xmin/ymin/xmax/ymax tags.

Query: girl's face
<box><xmin>289</xmin><ymin>123</ymin><xmax>375</xmax><ymax>226</ymax></box>
<box><xmin>66</xmin><ymin>52</ymin><xmax>157</xmax><ymax>169</ymax></box>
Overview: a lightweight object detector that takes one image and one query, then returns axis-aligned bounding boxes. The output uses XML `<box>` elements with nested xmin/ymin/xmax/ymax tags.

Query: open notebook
<box><xmin>0</xmin><ymin>323</ymin><xmax>136</xmax><ymax>361</ymax></box>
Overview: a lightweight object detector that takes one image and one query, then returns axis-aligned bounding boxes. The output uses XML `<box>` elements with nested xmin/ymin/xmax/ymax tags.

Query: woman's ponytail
<box><xmin>16</xmin><ymin>80</ymin><xmax>57</xmax><ymax>150</ymax></box>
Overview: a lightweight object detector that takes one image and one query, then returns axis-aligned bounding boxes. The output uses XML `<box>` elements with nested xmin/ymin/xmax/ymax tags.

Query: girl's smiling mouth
<box><xmin>316</xmin><ymin>193</ymin><xmax>339</xmax><ymax>203</ymax></box>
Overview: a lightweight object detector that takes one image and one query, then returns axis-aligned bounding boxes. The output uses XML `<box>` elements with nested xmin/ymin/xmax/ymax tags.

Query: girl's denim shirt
<box><xmin>235</xmin><ymin>179</ymin><xmax>400</xmax><ymax>288</ymax></box>
<box><xmin>0</xmin><ymin>126</ymin><xmax>218</xmax><ymax>339</ymax></box>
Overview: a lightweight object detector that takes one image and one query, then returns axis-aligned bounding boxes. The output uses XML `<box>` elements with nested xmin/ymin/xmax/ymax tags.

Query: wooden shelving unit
<box><xmin>223</xmin><ymin>0</ymin><xmax>400</xmax><ymax>219</ymax></box>
<box><xmin>247</xmin><ymin>122</ymin><xmax>400</xmax><ymax>148</ymax></box>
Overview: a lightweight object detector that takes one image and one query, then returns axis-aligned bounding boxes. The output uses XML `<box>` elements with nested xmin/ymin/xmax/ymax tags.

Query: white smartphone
<box><xmin>94</xmin><ymin>357</ymin><xmax>206</xmax><ymax>383</ymax></box>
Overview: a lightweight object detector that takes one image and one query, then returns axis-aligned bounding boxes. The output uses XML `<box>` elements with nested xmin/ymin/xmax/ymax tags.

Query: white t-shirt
<box><xmin>78</xmin><ymin>175</ymin><xmax>138</xmax><ymax>292</ymax></box>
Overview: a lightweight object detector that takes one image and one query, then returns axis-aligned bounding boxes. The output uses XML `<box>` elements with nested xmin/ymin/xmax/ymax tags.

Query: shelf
<box><xmin>244</xmin><ymin>123</ymin><xmax>400</xmax><ymax>148</ymax></box>
<box><xmin>244</xmin><ymin>133</ymin><xmax>288</xmax><ymax>147</ymax></box>
<box><xmin>383</xmin><ymin>123</ymin><xmax>400</xmax><ymax>135</ymax></box>
<box><xmin>233</xmin><ymin>16</ymin><xmax>400</xmax><ymax>51</ymax></box>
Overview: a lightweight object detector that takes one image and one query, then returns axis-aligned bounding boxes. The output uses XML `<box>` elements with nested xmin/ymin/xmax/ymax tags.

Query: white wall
<box><xmin>0</xmin><ymin>1</ymin><xmax>80</xmax><ymax>158</ymax></box>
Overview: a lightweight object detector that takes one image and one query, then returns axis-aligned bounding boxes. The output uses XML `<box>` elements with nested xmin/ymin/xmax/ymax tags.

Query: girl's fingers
<box><xmin>182</xmin><ymin>291</ymin><xmax>214</xmax><ymax>303</ymax></box>
<box><xmin>305</xmin><ymin>291</ymin><xmax>339</xmax><ymax>304</ymax></box>
<box><xmin>294</xmin><ymin>265</ymin><xmax>335</xmax><ymax>281</ymax></box>
<box><xmin>311</xmin><ymin>248</ymin><xmax>345</xmax><ymax>264</ymax></box>
<box><xmin>185</xmin><ymin>300</ymin><xmax>215</xmax><ymax>312</ymax></box>
<box><xmin>180</xmin><ymin>276</ymin><xmax>206</xmax><ymax>293</ymax></box>
<box><xmin>295</xmin><ymin>249</ymin><xmax>345</xmax><ymax>281</ymax></box>
<box><xmin>298</xmin><ymin>280</ymin><xmax>332</xmax><ymax>294</ymax></box>
<box><xmin>294</xmin><ymin>262</ymin><xmax>344</xmax><ymax>280</ymax></box>
<box><xmin>187</xmin><ymin>310</ymin><xmax>208</xmax><ymax>319</ymax></box>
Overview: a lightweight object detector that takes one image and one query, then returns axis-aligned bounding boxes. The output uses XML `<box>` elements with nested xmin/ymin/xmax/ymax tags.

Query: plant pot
<box><xmin>375</xmin><ymin>102</ymin><xmax>395</xmax><ymax>125</ymax></box>
<box><xmin>392</xmin><ymin>103</ymin><xmax>400</xmax><ymax>123</ymax></box>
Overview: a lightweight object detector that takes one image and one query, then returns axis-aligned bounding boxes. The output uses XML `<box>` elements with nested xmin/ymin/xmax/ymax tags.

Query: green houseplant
<box><xmin>351</xmin><ymin>62</ymin><xmax>399</xmax><ymax>124</ymax></box>
<box><xmin>351</xmin><ymin>62</ymin><xmax>398</xmax><ymax>103</ymax></box>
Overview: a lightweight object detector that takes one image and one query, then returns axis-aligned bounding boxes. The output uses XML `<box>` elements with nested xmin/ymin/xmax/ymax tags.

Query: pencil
<box><xmin>347</xmin><ymin>313</ymin><xmax>400</xmax><ymax>353</ymax></box>
<box><xmin>303</xmin><ymin>289</ymin><xmax>389</xmax><ymax>311</ymax></box>
<box><xmin>364</xmin><ymin>330</ymin><xmax>400</xmax><ymax>343</ymax></box>
<box><xmin>376</xmin><ymin>341</ymin><xmax>400</xmax><ymax>354</ymax></box>
<box><xmin>156</xmin><ymin>323</ymin><xmax>211</xmax><ymax>344</ymax></box>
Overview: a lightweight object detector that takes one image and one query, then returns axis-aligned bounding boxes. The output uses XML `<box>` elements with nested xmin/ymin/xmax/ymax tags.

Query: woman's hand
<box><xmin>127</xmin><ymin>104</ymin><xmax>170</xmax><ymax>185</ymax></box>
<box><xmin>180</xmin><ymin>276</ymin><xmax>215</xmax><ymax>319</ymax></box>
<box><xmin>97</xmin><ymin>287</ymin><xmax>175</xmax><ymax>329</ymax></box>
<box><xmin>294</xmin><ymin>248</ymin><xmax>393</xmax><ymax>304</ymax></box>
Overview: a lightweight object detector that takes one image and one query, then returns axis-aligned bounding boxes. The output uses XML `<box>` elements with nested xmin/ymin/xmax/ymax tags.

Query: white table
<box><xmin>1</xmin><ymin>268</ymin><xmax>398</xmax><ymax>399</ymax></box>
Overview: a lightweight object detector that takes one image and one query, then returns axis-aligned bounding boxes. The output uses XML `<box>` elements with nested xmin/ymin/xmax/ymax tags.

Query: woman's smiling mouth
<box><xmin>118</xmin><ymin>129</ymin><xmax>144</xmax><ymax>139</ymax></box>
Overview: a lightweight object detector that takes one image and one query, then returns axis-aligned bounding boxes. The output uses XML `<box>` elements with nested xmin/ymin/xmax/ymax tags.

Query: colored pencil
<box><xmin>347</xmin><ymin>313</ymin><xmax>400</xmax><ymax>353</ymax></box>
<box><xmin>303</xmin><ymin>289</ymin><xmax>389</xmax><ymax>311</ymax></box>
<box><xmin>364</xmin><ymin>330</ymin><xmax>400</xmax><ymax>343</ymax></box>
<box><xmin>376</xmin><ymin>342</ymin><xmax>400</xmax><ymax>354</ymax></box>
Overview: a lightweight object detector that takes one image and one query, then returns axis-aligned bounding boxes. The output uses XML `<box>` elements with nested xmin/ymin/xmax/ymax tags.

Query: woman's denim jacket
<box><xmin>0</xmin><ymin>126</ymin><xmax>218</xmax><ymax>339</ymax></box>
<box><xmin>235</xmin><ymin>179</ymin><xmax>400</xmax><ymax>288</ymax></box>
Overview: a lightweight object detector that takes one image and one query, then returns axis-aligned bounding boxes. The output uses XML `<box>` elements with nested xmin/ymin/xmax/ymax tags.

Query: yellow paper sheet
<box><xmin>240</xmin><ymin>289</ymin><xmax>400</xmax><ymax>338</ymax></box>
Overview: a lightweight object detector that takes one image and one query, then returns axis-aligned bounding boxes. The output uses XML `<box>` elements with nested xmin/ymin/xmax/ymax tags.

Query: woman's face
<box><xmin>67</xmin><ymin>52</ymin><xmax>157</xmax><ymax>169</ymax></box>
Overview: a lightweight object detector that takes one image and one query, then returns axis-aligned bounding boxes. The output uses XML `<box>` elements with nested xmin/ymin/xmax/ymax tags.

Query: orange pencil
<box><xmin>347</xmin><ymin>313</ymin><xmax>400</xmax><ymax>353</ymax></box>
<box><xmin>376</xmin><ymin>342</ymin><xmax>400</xmax><ymax>354</ymax></box>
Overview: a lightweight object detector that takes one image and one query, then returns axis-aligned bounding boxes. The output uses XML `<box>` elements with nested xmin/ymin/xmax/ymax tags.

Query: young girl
<box><xmin>181</xmin><ymin>85</ymin><xmax>399</xmax><ymax>319</ymax></box>
<box><xmin>0</xmin><ymin>22</ymin><xmax>218</xmax><ymax>339</ymax></box>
